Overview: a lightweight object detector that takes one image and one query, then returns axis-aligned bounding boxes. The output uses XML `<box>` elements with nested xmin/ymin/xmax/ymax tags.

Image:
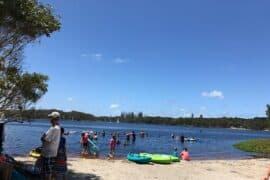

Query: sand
<box><xmin>15</xmin><ymin>156</ymin><xmax>269</xmax><ymax>180</ymax></box>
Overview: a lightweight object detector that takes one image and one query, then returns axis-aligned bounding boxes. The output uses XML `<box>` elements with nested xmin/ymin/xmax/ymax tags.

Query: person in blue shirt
<box><xmin>172</xmin><ymin>147</ymin><xmax>178</xmax><ymax>157</ymax></box>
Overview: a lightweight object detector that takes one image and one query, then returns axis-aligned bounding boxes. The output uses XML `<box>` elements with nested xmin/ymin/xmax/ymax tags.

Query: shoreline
<box><xmin>14</xmin><ymin>156</ymin><xmax>269</xmax><ymax>180</ymax></box>
<box><xmin>13</xmin><ymin>152</ymin><xmax>257</xmax><ymax>161</ymax></box>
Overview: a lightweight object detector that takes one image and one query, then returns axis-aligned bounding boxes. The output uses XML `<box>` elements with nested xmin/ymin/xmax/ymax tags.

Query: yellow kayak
<box><xmin>29</xmin><ymin>147</ymin><xmax>42</xmax><ymax>158</ymax></box>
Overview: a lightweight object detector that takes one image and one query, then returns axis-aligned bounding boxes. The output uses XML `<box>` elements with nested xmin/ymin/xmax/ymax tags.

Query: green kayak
<box><xmin>140</xmin><ymin>153</ymin><xmax>172</xmax><ymax>164</ymax></box>
<box><xmin>170</xmin><ymin>155</ymin><xmax>180</xmax><ymax>162</ymax></box>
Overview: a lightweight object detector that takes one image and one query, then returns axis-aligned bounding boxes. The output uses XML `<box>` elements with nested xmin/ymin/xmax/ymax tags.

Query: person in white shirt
<box><xmin>40</xmin><ymin>111</ymin><xmax>61</xmax><ymax>180</ymax></box>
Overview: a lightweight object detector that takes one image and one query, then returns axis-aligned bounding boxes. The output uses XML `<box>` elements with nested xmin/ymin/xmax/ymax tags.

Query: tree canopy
<box><xmin>0</xmin><ymin>0</ymin><xmax>60</xmax><ymax>114</ymax></box>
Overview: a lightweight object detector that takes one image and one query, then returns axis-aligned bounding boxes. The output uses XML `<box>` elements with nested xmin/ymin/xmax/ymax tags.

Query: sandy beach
<box><xmin>15</xmin><ymin>156</ymin><xmax>269</xmax><ymax>180</ymax></box>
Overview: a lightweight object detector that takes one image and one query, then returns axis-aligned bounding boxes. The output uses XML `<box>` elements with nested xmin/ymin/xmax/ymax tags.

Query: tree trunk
<box><xmin>0</xmin><ymin>123</ymin><xmax>4</xmax><ymax>154</ymax></box>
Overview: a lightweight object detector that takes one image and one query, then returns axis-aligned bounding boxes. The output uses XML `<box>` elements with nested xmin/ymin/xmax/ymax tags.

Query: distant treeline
<box><xmin>4</xmin><ymin>109</ymin><xmax>270</xmax><ymax>130</ymax></box>
<box><xmin>4</xmin><ymin>109</ymin><xmax>96</xmax><ymax>121</ymax></box>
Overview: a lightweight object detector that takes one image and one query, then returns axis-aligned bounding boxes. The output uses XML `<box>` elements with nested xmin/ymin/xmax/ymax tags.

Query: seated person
<box><xmin>180</xmin><ymin>148</ymin><xmax>190</xmax><ymax>161</ymax></box>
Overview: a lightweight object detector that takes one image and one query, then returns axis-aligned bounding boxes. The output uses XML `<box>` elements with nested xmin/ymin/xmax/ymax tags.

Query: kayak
<box><xmin>140</xmin><ymin>153</ymin><xmax>172</xmax><ymax>164</ymax></box>
<box><xmin>29</xmin><ymin>148</ymin><xmax>41</xmax><ymax>158</ymax></box>
<box><xmin>88</xmin><ymin>139</ymin><xmax>99</xmax><ymax>156</ymax></box>
<box><xmin>170</xmin><ymin>155</ymin><xmax>180</xmax><ymax>162</ymax></box>
<box><xmin>127</xmin><ymin>153</ymin><xmax>152</xmax><ymax>164</ymax></box>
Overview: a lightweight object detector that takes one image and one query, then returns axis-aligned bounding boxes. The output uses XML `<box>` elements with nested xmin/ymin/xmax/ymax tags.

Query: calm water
<box><xmin>3</xmin><ymin>120</ymin><xmax>270</xmax><ymax>159</ymax></box>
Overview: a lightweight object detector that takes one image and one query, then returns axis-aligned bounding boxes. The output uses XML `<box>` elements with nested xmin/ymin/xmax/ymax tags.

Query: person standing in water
<box><xmin>109</xmin><ymin>135</ymin><xmax>117</xmax><ymax>158</ymax></box>
<box><xmin>132</xmin><ymin>131</ymin><xmax>136</xmax><ymax>143</ymax></box>
<box><xmin>102</xmin><ymin>130</ymin><xmax>105</xmax><ymax>137</ymax></box>
<box><xmin>180</xmin><ymin>135</ymin><xmax>185</xmax><ymax>143</ymax></box>
<box><xmin>40</xmin><ymin>111</ymin><xmax>61</xmax><ymax>180</ymax></box>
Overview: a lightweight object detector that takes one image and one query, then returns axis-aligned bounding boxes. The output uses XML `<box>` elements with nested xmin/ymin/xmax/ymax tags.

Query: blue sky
<box><xmin>24</xmin><ymin>0</ymin><xmax>270</xmax><ymax>118</ymax></box>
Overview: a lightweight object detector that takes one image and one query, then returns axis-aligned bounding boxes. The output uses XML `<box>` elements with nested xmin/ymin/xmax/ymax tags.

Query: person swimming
<box><xmin>139</xmin><ymin>131</ymin><xmax>145</xmax><ymax>138</ymax></box>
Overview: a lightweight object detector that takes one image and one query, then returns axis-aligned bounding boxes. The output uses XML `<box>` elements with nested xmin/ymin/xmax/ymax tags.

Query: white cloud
<box><xmin>114</xmin><ymin>58</ymin><xmax>127</xmax><ymax>64</ymax></box>
<box><xmin>91</xmin><ymin>53</ymin><xmax>102</xmax><ymax>61</ymax></box>
<box><xmin>67</xmin><ymin>97</ymin><xmax>73</xmax><ymax>102</ymax></box>
<box><xmin>202</xmin><ymin>90</ymin><xmax>224</xmax><ymax>99</ymax></box>
<box><xmin>110</xmin><ymin>104</ymin><xmax>120</xmax><ymax>109</ymax></box>
<box><xmin>179</xmin><ymin>108</ymin><xmax>185</xmax><ymax>112</ymax></box>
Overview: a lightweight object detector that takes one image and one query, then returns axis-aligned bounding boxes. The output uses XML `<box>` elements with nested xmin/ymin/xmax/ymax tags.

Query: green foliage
<box><xmin>19</xmin><ymin>72</ymin><xmax>48</xmax><ymax>104</ymax></box>
<box><xmin>266</xmin><ymin>104</ymin><xmax>270</xmax><ymax>120</ymax></box>
<box><xmin>5</xmin><ymin>109</ymin><xmax>95</xmax><ymax>121</ymax></box>
<box><xmin>234</xmin><ymin>139</ymin><xmax>270</xmax><ymax>154</ymax></box>
<box><xmin>0</xmin><ymin>0</ymin><xmax>60</xmax><ymax>39</ymax></box>
<box><xmin>0</xmin><ymin>0</ymin><xmax>60</xmax><ymax>112</ymax></box>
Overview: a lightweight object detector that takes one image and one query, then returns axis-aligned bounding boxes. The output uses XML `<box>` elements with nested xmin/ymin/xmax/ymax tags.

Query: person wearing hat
<box><xmin>40</xmin><ymin>111</ymin><xmax>61</xmax><ymax>180</ymax></box>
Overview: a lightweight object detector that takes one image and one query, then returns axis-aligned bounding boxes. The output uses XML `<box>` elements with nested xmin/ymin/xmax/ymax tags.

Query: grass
<box><xmin>234</xmin><ymin>139</ymin><xmax>270</xmax><ymax>154</ymax></box>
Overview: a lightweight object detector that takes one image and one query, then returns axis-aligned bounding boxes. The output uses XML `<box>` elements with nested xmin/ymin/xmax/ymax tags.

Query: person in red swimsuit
<box><xmin>180</xmin><ymin>148</ymin><xmax>190</xmax><ymax>161</ymax></box>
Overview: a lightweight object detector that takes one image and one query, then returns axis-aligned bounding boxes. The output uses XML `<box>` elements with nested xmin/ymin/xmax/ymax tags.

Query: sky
<box><xmin>24</xmin><ymin>0</ymin><xmax>270</xmax><ymax>118</ymax></box>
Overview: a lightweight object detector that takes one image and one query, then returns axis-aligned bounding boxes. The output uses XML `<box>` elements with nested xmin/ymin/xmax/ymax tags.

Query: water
<box><xmin>3</xmin><ymin>120</ymin><xmax>270</xmax><ymax>159</ymax></box>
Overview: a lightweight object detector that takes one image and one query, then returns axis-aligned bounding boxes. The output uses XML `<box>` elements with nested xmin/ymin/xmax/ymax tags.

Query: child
<box><xmin>172</xmin><ymin>147</ymin><xmax>178</xmax><ymax>157</ymax></box>
<box><xmin>180</xmin><ymin>148</ymin><xmax>190</xmax><ymax>161</ymax></box>
<box><xmin>54</xmin><ymin>127</ymin><xmax>67</xmax><ymax>180</ymax></box>
<box><xmin>109</xmin><ymin>135</ymin><xmax>117</xmax><ymax>158</ymax></box>
<box><xmin>80</xmin><ymin>132</ymin><xmax>89</xmax><ymax>154</ymax></box>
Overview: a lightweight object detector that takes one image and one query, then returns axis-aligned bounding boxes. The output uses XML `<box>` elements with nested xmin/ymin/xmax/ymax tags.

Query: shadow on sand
<box><xmin>25</xmin><ymin>170</ymin><xmax>100</xmax><ymax>180</ymax></box>
<box><xmin>67</xmin><ymin>169</ymin><xmax>100</xmax><ymax>180</ymax></box>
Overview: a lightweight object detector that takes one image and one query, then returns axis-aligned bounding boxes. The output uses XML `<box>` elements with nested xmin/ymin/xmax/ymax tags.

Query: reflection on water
<box><xmin>3</xmin><ymin>120</ymin><xmax>270</xmax><ymax>159</ymax></box>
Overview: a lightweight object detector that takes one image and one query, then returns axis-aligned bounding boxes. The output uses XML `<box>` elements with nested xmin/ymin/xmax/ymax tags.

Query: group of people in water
<box><xmin>79</xmin><ymin>129</ymin><xmax>191</xmax><ymax>161</ymax></box>
<box><xmin>80</xmin><ymin>130</ymin><xmax>146</xmax><ymax>158</ymax></box>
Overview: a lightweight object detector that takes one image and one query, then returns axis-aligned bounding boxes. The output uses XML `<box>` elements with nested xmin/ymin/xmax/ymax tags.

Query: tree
<box><xmin>0</xmin><ymin>0</ymin><xmax>60</xmax><ymax>112</ymax></box>
<box><xmin>0</xmin><ymin>0</ymin><xmax>60</xmax><ymax>153</ymax></box>
<box><xmin>266</xmin><ymin>104</ymin><xmax>270</xmax><ymax>120</ymax></box>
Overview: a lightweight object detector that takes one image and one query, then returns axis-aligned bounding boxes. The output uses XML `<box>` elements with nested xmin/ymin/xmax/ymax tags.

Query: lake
<box><xmin>3</xmin><ymin>120</ymin><xmax>270</xmax><ymax>159</ymax></box>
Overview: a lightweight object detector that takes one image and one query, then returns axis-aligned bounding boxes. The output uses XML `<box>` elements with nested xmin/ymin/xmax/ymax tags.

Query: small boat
<box><xmin>140</xmin><ymin>153</ymin><xmax>172</xmax><ymax>164</ymax></box>
<box><xmin>184</xmin><ymin>137</ymin><xmax>198</xmax><ymax>142</ymax></box>
<box><xmin>127</xmin><ymin>153</ymin><xmax>152</xmax><ymax>164</ymax></box>
<box><xmin>29</xmin><ymin>147</ymin><xmax>42</xmax><ymax>158</ymax></box>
